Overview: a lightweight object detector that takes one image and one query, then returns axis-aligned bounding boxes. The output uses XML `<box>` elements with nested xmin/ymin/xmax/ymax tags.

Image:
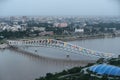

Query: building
<box><xmin>89</xmin><ymin>64</ymin><xmax>120</xmax><ymax>79</ymax></box>
<box><xmin>75</xmin><ymin>28</ymin><xmax>84</xmax><ymax>33</ymax></box>
<box><xmin>39</xmin><ymin>31</ymin><xmax>54</xmax><ymax>36</ymax></box>
<box><xmin>54</xmin><ymin>22</ymin><xmax>68</xmax><ymax>28</ymax></box>
<box><xmin>32</xmin><ymin>27</ymin><xmax>45</xmax><ymax>31</ymax></box>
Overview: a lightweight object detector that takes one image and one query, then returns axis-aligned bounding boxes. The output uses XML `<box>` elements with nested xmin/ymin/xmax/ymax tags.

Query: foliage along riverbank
<box><xmin>35</xmin><ymin>57</ymin><xmax>120</xmax><ymax>80</ymax></box>
<box><xmin>35</xmin><ymin>63</ymin><xmax>94</xmax><ymax>80</ymax></box>
<box><xmin>0</xmin><ymin>33</ymin><xmax>120</xmax><ymax>49</ymax></box>
<box><xmin>25</xmin><ymin>32</ymin><xmax>120</xmax><ymax>42</ymax></box>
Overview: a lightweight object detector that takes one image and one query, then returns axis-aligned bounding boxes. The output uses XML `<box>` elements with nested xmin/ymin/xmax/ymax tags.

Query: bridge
<box><xmin>7</xmin><ymin>39</ymin><xmax>115</xmax><ymax>59</ymax></box>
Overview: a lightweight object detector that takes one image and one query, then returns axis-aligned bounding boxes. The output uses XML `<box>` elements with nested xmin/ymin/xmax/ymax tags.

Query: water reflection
<box><xmin>9</xmin><ymin>48</ymin><xmax>92</xmax><ymax>67</ymax></box>
<box><xmin>1</xmin><ymin>49</ymin><xmax>88</xmax><ymax>80</ymax></box>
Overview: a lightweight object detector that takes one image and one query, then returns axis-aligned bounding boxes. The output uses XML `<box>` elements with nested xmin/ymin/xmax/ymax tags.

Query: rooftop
<box><xmin>89</xmin><ymin>64</ymin><xmax>120</xmax><ymax>76</ymax></box>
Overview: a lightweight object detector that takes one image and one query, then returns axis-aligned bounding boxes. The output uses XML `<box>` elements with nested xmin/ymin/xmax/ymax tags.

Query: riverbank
<box><xmin>56</xmin><ymin>33</ymin><xmax>120</xmax><ymax>42</ymax></box>
<box><xmin>1</xmin><ymin>33</ymin><xmax>120</xmax><ymax>45</ymax></box>
<box><xmin>1</xmin><ymin>31</ymin><xmax>120</xmax><ymax>42</ymax></box>
<box><xmin>28</xmin><ymin>34</ymin><xmax>120</xmax><ymax>42</ymax></box>
<box><xmin>27</xmin><ymin>32</ymin><xmax>120</xmax><ymax>42</ymax></box>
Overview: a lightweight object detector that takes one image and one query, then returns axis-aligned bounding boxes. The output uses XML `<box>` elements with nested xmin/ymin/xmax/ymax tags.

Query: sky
<box><xmin>0</xmin><ymin>0</ymin><xmax>120</xmax><ymax>16</ymax></box>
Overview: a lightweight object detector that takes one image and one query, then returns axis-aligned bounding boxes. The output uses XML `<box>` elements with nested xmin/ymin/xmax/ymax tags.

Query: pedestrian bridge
<box><xmin>7</xmin><ymin>39</ymin><xmax>115</xmax><ymax>59</ymax></box>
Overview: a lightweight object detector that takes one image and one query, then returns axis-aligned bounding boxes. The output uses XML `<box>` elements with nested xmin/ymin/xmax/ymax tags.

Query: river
<box><xmin>0</xmin><ymin>37</ymin><xmax>120</xmax><ymax>80</ymax></box>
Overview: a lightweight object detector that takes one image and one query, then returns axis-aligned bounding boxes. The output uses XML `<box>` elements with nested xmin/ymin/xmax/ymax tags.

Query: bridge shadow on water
<box><xmin>9</xmin><ymin>47</ymin><xmax>96</xmax><ymax>67</ymax></box>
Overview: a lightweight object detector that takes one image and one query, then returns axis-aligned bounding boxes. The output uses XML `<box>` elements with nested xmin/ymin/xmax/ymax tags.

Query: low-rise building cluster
<box><xmin>0</xmin><ymin>16</ymin><xmax>120</xmax><ymax>38</ymax></box>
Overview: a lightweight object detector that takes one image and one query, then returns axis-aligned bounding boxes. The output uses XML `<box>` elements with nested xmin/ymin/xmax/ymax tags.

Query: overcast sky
<box><xmin>0</xmin><ymin>0</ymin><xmax>120</xmax><ymax>16</ymax></box>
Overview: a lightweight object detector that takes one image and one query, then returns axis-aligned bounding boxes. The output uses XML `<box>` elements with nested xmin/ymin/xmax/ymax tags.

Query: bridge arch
<box><xmin>7</xmin><ymin>39</ymin><xmax>115</xmax><ymax>59</ymax></box>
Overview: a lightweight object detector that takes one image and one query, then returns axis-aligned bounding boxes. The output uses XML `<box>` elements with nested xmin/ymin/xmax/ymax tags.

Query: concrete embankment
<box><xmin>0</xmin><ymin>44</ymin><xmax>8</xmax><ymax>49</ymax></box>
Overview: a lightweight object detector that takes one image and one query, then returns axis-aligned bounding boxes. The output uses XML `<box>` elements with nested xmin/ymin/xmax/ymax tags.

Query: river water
<box><xmin>0</xmin><ymin>37</ymin><xmax>120</xmax><ymax>80</ymax></box>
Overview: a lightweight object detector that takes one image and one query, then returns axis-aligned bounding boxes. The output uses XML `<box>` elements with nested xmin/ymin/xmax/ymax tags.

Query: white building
<box><xmin>75</xmin><ymin>28</ymin><xmax>84</xmax><ymax>33</ymax></box>
<box><xmin>32</xmin><ymin>27</ymin><xmax>45</xmax><ymax>31</ymax></box>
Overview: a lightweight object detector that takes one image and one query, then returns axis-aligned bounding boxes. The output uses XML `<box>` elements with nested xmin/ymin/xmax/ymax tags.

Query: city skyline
<box><xmin>0</xmin><ymin>0</ymin><xmax>120</xmax><ymax>16</ymax></box>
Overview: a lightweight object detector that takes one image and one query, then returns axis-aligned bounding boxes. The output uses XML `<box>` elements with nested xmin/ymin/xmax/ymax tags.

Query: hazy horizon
<box><xmin>0</xmin><ymin>0</ymin><xmax>120</xmax><ymax>16</ymax></box>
